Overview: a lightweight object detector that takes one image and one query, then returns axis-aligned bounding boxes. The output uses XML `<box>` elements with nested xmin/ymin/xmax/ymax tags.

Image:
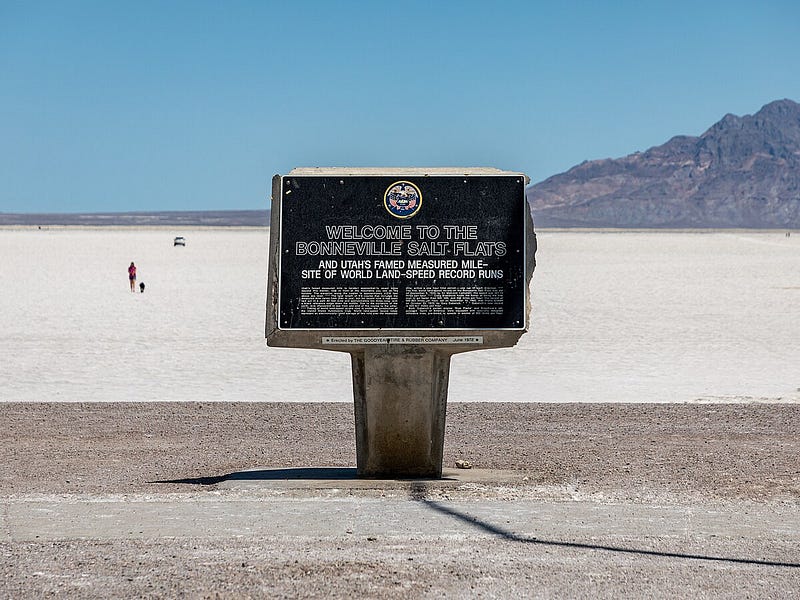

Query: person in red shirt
<box><xmin>128</xmin><ymin>262</ymin><xmax>137</xmax><ymax>292</ymax></box>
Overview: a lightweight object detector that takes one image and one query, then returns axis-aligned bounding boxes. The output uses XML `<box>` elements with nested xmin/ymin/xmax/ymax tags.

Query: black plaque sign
<box><xmin>277</xmin><ymin>175</ymin><xmax>526</xmax><ymax>330</ymax></box>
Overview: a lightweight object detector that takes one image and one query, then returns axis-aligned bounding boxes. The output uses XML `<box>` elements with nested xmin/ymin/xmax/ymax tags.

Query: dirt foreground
<box><xmin>1</xmin><ymin>402</ymin><xmax>799</xmax><ymax>598</ymax></box>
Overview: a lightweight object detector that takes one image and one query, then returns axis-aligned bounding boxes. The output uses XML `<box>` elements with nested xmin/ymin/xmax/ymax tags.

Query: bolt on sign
<box><xmin>267</xmin><ymin>169</ymin><xmax>531</xmax><ymax>342</ymax></box>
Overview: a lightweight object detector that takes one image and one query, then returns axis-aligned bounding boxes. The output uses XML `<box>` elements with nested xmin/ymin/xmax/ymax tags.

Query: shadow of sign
<box><xmin>408</xmin><ymin>482</ymin><xmax>800</xmax><ymax>570</ymax></box>
<box><xmin>152</xmin><ymin>467</ymin><xmax>359</xmax><ymax>485</ymax></box>
<box><xmin>152</xmin><ymin>467</ymin><xmax>459</xmax><ymax>485</ymax></box>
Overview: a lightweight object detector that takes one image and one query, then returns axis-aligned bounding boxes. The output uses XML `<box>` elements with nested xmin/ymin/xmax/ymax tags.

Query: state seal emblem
<box><xmin>384</xmin><ymin>181</ymin><xmax>422</xmax><ymax>219</ymax></box>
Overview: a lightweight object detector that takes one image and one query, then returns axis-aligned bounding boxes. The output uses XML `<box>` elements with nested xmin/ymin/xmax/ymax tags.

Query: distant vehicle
<box><xmin>173</xmin><ymin>236</ymin><xmax>186</xmax><ymax>247</ymax></box>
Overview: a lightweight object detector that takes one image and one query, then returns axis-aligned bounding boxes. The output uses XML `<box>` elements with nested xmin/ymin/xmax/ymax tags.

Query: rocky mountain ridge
<box><xmin>527</xmin><ymin>99</ymin><xmax>800</xmax><ymax>227</ymax></box>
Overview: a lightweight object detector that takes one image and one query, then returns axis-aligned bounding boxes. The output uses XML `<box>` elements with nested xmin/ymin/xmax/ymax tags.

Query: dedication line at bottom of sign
<box><xmin>321</xmin><ymin>336</ymin><xmax>484</xmax><ymax>345</ymax></box>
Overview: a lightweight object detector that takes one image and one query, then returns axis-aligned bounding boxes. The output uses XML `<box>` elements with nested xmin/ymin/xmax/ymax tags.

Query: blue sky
<box><xmin>2</xmin><ymin>1</ymin><xmax>799</xmax><ymax>213</ymax></box>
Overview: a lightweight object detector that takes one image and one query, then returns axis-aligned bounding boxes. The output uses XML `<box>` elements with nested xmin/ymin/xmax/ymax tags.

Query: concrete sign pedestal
<box><xmin>351</xmin><ymin>345</ymin><xmax>452</xmax><ymax>477</ymax></box>
<box><xmin>266</xmin><ymin>167</ymin><xmax>536</xmax><ymax>478</ymax></box>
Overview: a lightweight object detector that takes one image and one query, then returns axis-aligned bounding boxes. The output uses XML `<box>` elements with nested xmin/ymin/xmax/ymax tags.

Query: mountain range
<box><xmin>526</xmin><ymin>99</ymin><xmax>800</xmax><ymax>228</ymax></box>
<box><xmin>0</xmin><ymin>210</ymin><xmax>269</xmax><ymax>227</ymax></box>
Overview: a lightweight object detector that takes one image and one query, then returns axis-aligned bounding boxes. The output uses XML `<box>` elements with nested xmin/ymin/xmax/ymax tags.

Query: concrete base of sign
<box><xmin>350</xmin><ymin>346</ymin><xmax>452</xmax><ymax>477</ymax></box>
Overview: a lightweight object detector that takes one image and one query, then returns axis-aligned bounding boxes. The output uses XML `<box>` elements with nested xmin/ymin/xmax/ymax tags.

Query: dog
<box><xmin>139</xmin><ymin>282</ymin><xmax>145</xmax><ymax>293</ymax></box>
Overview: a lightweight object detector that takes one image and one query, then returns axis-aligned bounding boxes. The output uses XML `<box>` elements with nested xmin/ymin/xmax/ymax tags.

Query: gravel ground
<box><xmin>1</xmin><ymin>402</ymin><xmax>799</xmax><ymax>598</ymax></box>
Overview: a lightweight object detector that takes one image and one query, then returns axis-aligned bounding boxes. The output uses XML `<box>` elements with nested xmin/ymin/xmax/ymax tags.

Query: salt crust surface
<box><xmin>1</xmin><ymin>228</ymin><xmax>798</xmax><ymax>403</ymax></box>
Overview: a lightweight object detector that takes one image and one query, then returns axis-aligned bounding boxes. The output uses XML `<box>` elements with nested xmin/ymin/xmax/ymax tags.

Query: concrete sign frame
<box><xmin>266</xmin><ymin>167</ymin><xmax>537</xmax><ymax>477</ymax></box>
